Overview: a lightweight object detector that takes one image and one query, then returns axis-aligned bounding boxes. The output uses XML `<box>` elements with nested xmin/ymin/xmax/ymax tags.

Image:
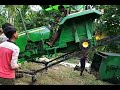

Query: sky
<box><xmin>29</xmin><ymin>5</ymin><xmax>42</xmax><ymax>12</ymax></box>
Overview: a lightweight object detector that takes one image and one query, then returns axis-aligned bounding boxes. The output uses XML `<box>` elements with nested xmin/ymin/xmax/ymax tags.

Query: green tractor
<box><xmin>16</xmin><ymin>5</ymin><xmax>102</xmax><ymax>63</ymax></box>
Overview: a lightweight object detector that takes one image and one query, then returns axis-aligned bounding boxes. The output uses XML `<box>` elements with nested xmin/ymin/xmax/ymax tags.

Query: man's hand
<box><xmin>18</xmin><ymin>63</ymin><xmax>21</xmax><ymax>68</ymax></box>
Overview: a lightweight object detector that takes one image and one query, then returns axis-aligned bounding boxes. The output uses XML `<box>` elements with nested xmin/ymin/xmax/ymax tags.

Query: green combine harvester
<box><xmin>16</xmin><ymin>5</ymin><xmax>102</xmax><ymax>62</ymax></box>
<box><xmin>15</xmin><ymin>5</ymin><xmax>120</xmax><ymax>84</ymax></box>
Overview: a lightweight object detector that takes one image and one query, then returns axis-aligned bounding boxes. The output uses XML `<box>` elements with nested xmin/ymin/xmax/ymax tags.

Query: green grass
<box><xmin>15</xmin><ymin>61</ymin><xmax>113</xmax><ymax>85</ymax></box>
<box><xmin>66</xmin><ymin>57</ymin><xmax>80</xmax><ymax>64</ymax></box>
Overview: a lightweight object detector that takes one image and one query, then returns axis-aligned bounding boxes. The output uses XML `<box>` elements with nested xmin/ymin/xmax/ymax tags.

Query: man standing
<box><xmin>0</xmin><ymin>25</ymin><xmax>21</xmax><ymax>85</ymax></box>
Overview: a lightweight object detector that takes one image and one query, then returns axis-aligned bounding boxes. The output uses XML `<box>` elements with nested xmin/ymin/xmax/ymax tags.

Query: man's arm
<box><xmin>11</xmin><ymin>48</ymin><xmax>20</xmax><ymax>69</ymax></box>
<box><xmin>64</xmin><ymin>8</ymin><xmax>70</xmax><ymax>17</ymax></box>
<box><xmin>66</xmin><ymin>8</ymin><xmax>70</xmax><ymax>15</ymax></box>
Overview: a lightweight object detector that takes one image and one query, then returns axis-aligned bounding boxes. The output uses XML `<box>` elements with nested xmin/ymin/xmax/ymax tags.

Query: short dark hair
<box><xmin>58</xmin><ymin>5</ymin><xmax>64</xmax><ymax>10</ymax></box>
<box><xmin>2</xmin><ymin>23</ymin><xmax>13</xmax><ymax>32</ymax></box>
<box><xmin>4</xmin><ymin>26</ymin><xmax>16</xmax><ymax>39</ymax></box>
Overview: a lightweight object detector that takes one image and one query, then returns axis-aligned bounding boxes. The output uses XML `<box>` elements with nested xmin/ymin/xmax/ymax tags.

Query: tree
<box><xmin>95</xmin><ymin>5</ymin><xmax>120</xmax><ymax>53</ymax></box>
<box><xmin>95</xmin><ymin>5</ymin><xmax>120</xmax><ymax>36</ymax></box>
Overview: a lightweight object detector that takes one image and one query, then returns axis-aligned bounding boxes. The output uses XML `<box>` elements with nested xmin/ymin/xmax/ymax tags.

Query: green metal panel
<box><xmin>58</xmin><ymin>10</ymin><xmax>100</xmax><ymax>47</ymax></box>
<box><xmin>75</xmin><ymin>31</ymin><xmax>80</xmax><ymax>42</ymax></box>
<box><xmin>60</xmin><ymin>10</ymin><xmax>102</xmax><ymax>25</ymax></box>
<box><xmin>59</xmin><ymin>25</ymin><xmax>75</xmax><ymax>47</ymax></box>
<box><xmin>15</xmin><ymin>33</ymin><xmax>28</xmax><ymax>53</ymax></box>
<box><xmin>85</xmin><ymin>21</ymin><xmax>92</xmax><ymax>39</ymax></box>
<box><xmin>74</xmin><ymin>19</ymin><xmax>94</xmax><ymax>42</ymax></box>
<box><xmin>15</xmin><ymin>26</ymin><xmax>50</xmax><ymax>52</ymax></box>
<box><xmin>99</xmin><ymin>52</ymin><xmax>120</xmax><ymax>80</ymax></box>
<box><xmin>99</xmin><ymin>52</ymin><xmax>120</xmax><ymax>56</ymax></box>
<box><xmin>28</xmin><ymin>26</ymin><xmax>50</xmax><ymax>42</ymax></box>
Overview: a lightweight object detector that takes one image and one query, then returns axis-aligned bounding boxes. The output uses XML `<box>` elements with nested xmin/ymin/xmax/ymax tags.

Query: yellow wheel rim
<box><xmin>82</xmin><ymin>41</ymin><xmax>89</xmax><ymax>48</ymax></box>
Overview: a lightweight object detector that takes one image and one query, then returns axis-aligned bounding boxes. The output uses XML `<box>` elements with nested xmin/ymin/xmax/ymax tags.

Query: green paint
<box><xmin>60</xmin><ymin>10</ymin><xmax>102</xmax><ymax>25</ymax></box>
<box><xmin>92</xmin><ymin>52</ymin><xmax>120</xmax><ymax>83</ymax></box>
<box><xmin>42</xmin><ymin>5</ymin><xmax>85</xmax><ymax>12</ymax></box>
<box><xmin>99</xmin><ymin>55</ymin><xmax>120</xmax><ymax>81</ymax></box>
<box><xmin>16</xmin><ymin>9</ymin><xmax>101</xmax><ymax>63</ymax></box>
<box><xmin>16</xmin><ymin>26</ymin><xmax>50</xmax><ymax>52</ymax></box>
<box><xmin>58</xmin><ymin>10</ymin><xmax>101</xmax><ymax>47</ymax></box>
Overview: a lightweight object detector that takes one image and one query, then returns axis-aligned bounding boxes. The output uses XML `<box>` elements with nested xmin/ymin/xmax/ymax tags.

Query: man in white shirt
<box><xmin>0</xmin><ymin>25</ymin><xmax>21</xmax><ymax>85</ymax></box>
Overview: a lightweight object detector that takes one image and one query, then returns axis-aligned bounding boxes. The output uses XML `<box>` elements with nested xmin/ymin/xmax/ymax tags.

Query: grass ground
<box><xmin>15</xmin><ymin>60</ymin><xmax>113</xmax><ymax>85</ymax></box>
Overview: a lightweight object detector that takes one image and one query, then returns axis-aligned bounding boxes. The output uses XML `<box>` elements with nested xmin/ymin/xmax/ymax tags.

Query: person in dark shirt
<box><xmin>58</xmin><ymin>5</ymin><xmax>70</xmax><ymax>17</ymax></box>
<box><xmin>47</xmin><ymin>15</ymin><xmax>62</xmax><ymax>47</ymax></box>
<box><xmin>47</xmin><ymin>5</ymin><xmax>70</xmax><ymax>47</ymax></box>
<box><xmin>80</xmin><ymin>53</ymin><xmax>88</xmax><ymax>76</ymax></box>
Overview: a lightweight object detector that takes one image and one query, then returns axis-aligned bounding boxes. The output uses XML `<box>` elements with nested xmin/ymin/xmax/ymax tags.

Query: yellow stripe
<box><xmin>19</xmin><ymin>28</ymin><xmax>45</xmax><ymax>36</ymax></box>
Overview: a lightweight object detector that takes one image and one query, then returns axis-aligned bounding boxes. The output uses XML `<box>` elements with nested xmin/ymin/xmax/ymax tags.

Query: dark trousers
<box><xmin>80</xmin><ymin>58</ymin><xmax>86</xmax><ymax>75</ymax></box>
<box><xmin>0</xmin><ymin>77</ymin><xmax>15</xmax><ymax>85</ymax></box>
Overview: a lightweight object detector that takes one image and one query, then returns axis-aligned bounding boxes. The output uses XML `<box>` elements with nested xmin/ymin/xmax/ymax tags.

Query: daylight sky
<box><xmin>29</xmin><ymin>5</ymin><xmax>42</xmax><ymax>12</ymax></box>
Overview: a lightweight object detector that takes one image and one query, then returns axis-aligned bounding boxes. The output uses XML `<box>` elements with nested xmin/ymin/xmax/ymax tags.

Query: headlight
<box><xmin>79</xmin><ymin>39</ymin><xmax>91</xmax><ymax>50</ymax></box>
<box><xmin>82</xmin><ymin>41</ymin><xmax>89</xmax><ymax>48</ymax></box>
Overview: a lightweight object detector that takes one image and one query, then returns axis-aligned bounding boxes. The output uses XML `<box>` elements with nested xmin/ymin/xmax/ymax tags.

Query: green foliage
<box><xmin>0</xmin><ymin>6</ymin><xmax>7</xmax><ymax>27</ymax></box>
<box><xmin>25</xmin><ymin>9</ymin><xmax>59</xmax><ymax>36</ymax></box>
<box><xmin>95</xmin><ymin>5</ymin><xmax>120</xmax><ymax>53</ymax></box>
<box><xmin>95</xmin><ymin>5</ymin><xmax>120</xmax><ymax>36</ymax></box>
<box><xmin>0</xmin><ymin>15</ymin><xmax>7</xmax><ymax>27</ymax></box>
<box><xmin>0</xmin><ymin>5</ymin><xmax>59</xmax><ymax>34</ymax></box>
